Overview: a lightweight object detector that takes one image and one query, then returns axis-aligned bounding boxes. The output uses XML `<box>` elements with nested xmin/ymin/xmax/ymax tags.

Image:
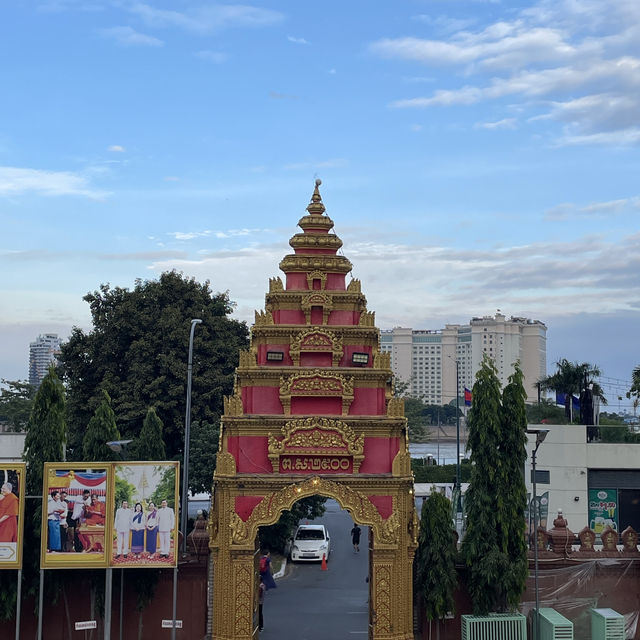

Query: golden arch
<box><xmin>209</xmin><ymin>474</ymin><xmax>417</xmax><ymax>640</ymax></box>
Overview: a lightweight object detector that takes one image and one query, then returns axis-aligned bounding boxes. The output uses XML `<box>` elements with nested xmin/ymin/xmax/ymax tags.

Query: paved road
<box><xmin>262</xmin><ymin>499</ymin><xmax>369</xmax><ymax>639</ymax></box>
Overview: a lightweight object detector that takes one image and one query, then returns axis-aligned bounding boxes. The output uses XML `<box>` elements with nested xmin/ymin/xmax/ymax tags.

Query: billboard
<box><xmin>110</xmin><ymin>462</ymin><xmax>179</xmax><ymax>568</ymax></box>
<box><xmin>0</xmin><ymin>463</ymin><xmax>26</xmax><ymax>569</ymax></box>
<box><xmin>41</xmin><ymin>463</ymin><xmax>110</xmax><ymax>569</ymax></box>
<box><xmin>588</xmin><ymin>488</ymin><xmax>618</xmax><ymax>537</ymax></box>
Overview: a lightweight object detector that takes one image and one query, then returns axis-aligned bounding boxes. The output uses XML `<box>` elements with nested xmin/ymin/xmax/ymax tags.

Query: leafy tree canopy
<box><xmin>188</xmin><ymin>420</ymin><xmax>219</xmax><ymax>495</ymax></box>
<box><xmin>129</xmin><ymin>407</ymin><xmax>166</xmax><ymax>461</ymax></box>
<box><xmin>0</xmin><ymin>379</ymin><xmax>35</xmax><ymax>431</ymax></box>
<box><xmin>58</xmin><ymin>271</ymin><xmax>249</xmax><ymax>466</ymax></box>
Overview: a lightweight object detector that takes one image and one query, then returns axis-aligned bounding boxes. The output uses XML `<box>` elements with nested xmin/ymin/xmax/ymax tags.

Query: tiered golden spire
<box><xmin>306</xmin><ymin>178</ymin><xmax>326</xmax><ymax>215</ymax></box>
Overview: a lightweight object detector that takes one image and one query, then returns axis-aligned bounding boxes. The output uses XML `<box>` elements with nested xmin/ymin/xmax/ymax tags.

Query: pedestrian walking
<box><xmin>258</xmin><ymin>575</ymin><xmax>266</xmax><ymax>631</ymax></box>
<box><xmin>350</xmin><ymin>524</ymin><xmax>361</xmax><ymax>552</ymax></box>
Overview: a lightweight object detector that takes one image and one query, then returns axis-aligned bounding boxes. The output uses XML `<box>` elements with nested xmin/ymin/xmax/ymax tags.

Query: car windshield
<box><xmin>295</xmin><ymin>529</ymin><xmax>325</xmax><ymax>540</ymax></box>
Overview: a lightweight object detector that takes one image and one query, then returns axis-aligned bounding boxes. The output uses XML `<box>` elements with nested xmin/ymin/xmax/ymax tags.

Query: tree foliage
<box><xmin>129</xmin><ymin>407</ymin><xmax>166</xmax><ymax>461</ymax></box>
<box><xmin>627</xmin><ymin>365</ymin><xmax>640</xmax><ymax>407</ymax></box>
<box><xmin>538</xmin><ymin>359</ymin><xmax>607</xmax><ymax>421</ymax></box>
<box><xmin>23</xmin><ymin>367</ymin><xmax>67</xmax><ymax>495</ymax></box>
<box><xmin>460</xmin><ymin>356</ymin><xmax>528</xmax><ymax>614</ymax></box>
<box><xmin>415</xmin><ymin>492</ymin><xmax>458</xmax><ymax>622</ymax></box>
<box><xmin>82</xmin><ymin>389</ymin><xmax>121</xmax><ymax>462</ymax></box>
<box><xmin>0</xmin><ymin>379</ymin><xmax>35</xmax><ymax>431</ymax></box>
<box><xmin>189</xmin><ymin>420</ymin><xmax>219</xmax><ymax>495</ymax></box>
<box><xmin>258</xmin><ymin>496</ymin><xmax>327</xmax><ymax>554</ymax></box>
<box><xmin>58</xmin><ymin>271</ymin><xmax>249</xmax><ymax>468</ymax></box>
<box><xmin>525</xmin><ymin>399</ymin><xmax>567</xmax><ymax>424</ymax></box>
<box><xmin>412</xmin><ymin>460</ymin><xmax>472</xmax><ymax>484</ymax></box>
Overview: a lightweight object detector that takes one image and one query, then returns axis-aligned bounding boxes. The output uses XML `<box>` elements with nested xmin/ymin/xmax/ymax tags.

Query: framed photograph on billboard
<box><xmin>0</xmin><ymin>463</ymin><xmax>26</xmax><ymax>569</ymax></box>
<box><xmin>41</xmin><ymin>463</ymin><xmax>111</xmax><ymax>569</ymax></box>
<box><xmin>110</xmin><ymin>462</ymin><xmax>179</xmax><ymax>568</ymax></box>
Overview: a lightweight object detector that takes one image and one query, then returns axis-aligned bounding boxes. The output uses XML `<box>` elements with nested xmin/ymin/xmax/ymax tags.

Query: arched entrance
<box><xmin>209</xmin><ymin>182</ymin><xmax>417</xmax><ymax>639</ymax></box>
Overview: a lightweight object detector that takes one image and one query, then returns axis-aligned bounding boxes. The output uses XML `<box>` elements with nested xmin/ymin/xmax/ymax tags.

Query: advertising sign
<box><xmin>588</xmin><ymin>488</ymin><xmax>618</xmax><ymax>536</ymax></box>
<box><xmin>41</xmin><ymin>463</ymin><xmax>111</xmax><ymax>569</ymax></box>
<box><xmin>526</xmin><ymin>491</ymin><xmax>549</xmax><ymax>541</ymax></box>
<box><xmin>0</xmin><ymin>463</ymin><xmax>26</xmax><ymax>569</ymax></box>
<box><xmin>110</xmin><ymin>462</ymin><xmax>180</xmax><ymax>568</ymax></box>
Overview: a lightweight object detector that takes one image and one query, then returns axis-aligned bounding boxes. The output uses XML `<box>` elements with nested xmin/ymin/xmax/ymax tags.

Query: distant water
<box><xmin>409</xmin><ymin>440</ymin><xmax>469</xmax><ymax>465</ymax></box>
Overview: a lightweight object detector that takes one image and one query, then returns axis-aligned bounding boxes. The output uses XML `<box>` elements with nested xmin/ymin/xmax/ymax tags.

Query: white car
<box><xmin>290</xmin><ymin>524</ymin><xmax>331</xmax><ymax>562</ymax></box>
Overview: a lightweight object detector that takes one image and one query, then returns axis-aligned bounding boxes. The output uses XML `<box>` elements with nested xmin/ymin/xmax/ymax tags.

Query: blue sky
<box><xmin>1</xmin><ymin>0</ymin><xmax>639</xmax><ymax>407</ymax></box>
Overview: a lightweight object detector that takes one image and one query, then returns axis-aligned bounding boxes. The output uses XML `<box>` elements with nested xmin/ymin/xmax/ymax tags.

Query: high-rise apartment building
<box><xmin>28</xmin><ymin>333</ymin><xmax>62</xmax><ymax>387</ymax></box>
<box><xmin>380</xmin><ymin>313</ymin><xmax>546</xmax><ymax>404</ymax></box>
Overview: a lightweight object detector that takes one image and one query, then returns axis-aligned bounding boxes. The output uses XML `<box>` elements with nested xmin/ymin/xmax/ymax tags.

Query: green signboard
<box><xmin>588</xmin><ymin>488</ymin><xmax>618</xmax><ymax>535</ymax></box>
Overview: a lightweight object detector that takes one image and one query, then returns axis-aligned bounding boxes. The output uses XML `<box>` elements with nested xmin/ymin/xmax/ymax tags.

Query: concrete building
<box><xmin>380</xmin><ymin>312</ymin><xmax>546</xmax><ymax>403</ymax></box>
<box><xmin>29</xmin><ymin>333</ymin><xmax>62</xmax><ymax>386</ymax></box>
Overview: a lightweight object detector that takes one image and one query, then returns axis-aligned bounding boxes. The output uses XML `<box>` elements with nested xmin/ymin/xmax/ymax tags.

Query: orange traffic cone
<box><xmin>321</xmin><ymin>554</ymin><xmax>328</xmax><ymax>571</ymax></box>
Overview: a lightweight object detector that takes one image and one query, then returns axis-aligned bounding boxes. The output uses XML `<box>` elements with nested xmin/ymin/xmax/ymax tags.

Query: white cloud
<box><xmin>287</xmin><ymin>36</ymin><xmax>309</xmax><ymax>45</ymax></box>
<box><xmin>108</xmin><ymin>144</ymin><xmax>125</xmax><ymax>152</ymax></box>
<box><xmin>130</xmin><ymin>3</ymin><xmax>283</xmax><ymax>34</ymax></box>
<box><xmin>168</xmin><ymin>230</ymin><xmax>212</xmax><ymax>240</ymax></box>
<box><xmin>0</xmin><ymin>167</ymin><xmax>108</xmax><ymax>199</ymax></box>
<box><xmin>475</xmin><ymin>117</ymin><xmax>517</xmax><ymax>129</ymax></box>
<box><xmin>101</xmin><ymin>26</ymin><xmax>164</xmax><ymax>47</ymax></box>
<box><xmin>545</xmin><ymin>197</ymin><xmax>640</xmax><ymax>219</ymax></box>
<box><xmin>195</xmin><ymin>50</ymin><xmax>228</xmax><ymax>63</ymax></box>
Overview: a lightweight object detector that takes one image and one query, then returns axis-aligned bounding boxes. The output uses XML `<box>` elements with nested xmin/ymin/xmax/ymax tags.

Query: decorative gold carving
<box><xmin>268</xmin><ymin>276</ymin><xmax>284</xmax><ymax>292</ymax></box>
<box><xmin>391</xmin><ymin>449</ymin><xmax>411</xmax><ymax>476</ymax></box>
<box><xmin>223</xmin><ymin>393</ymin><xmax>244</xmax><ymax>417</ymax></box>
<box><xmin>279</xmin><ymin>370</ymin><xmax>354</xmax><ymax>416</ymax></box>
<box><xmin>347</xmin><ymin>278</ymin><xmax>361</xmax><ymax>292</ymax></box>
<box><xmin>374</xmin><ymin>351</ymin><xmax>391</xmax><ymax>370</ymax></box>
<box><xmin>238</xmin><ymin>350</ymin><xmax>256</xmax><ymax>368</ymax></box>
<box><xmin>233</xmin><ymin>563</ymin><xmax>253</xmax><ymax>637</ymax></box>
<box><xmin>227</xmin><ymin>476</ymin><xmax>401</xmax><ymax>547</ymax></box>
<box><xmin>306</xmin><ymin>270</ymin><xmax>327</xmax><ymax>290</ymax></box>
<box><xmin>301</xmin><ymin>292</ymin><xmax>333</xmax><ymax>324</ymax></box>
<box><xmin>289</xmin><ymin>327</ymin><xmax>343</xmax><ymax>366</ymax></box>
<box><xmin>373</xmin><ymin>564</ymin><xmax>392</xmax><ymax>634</ymax></box>
<box><xmin>215</xmin><ymin>452</ymin><xmax>237</xmax><ymax>477</ymax></box>
<box><xmin>267</xmin><ymin>417</ymin><xmax>364</xmax><ymax>473</ymax></box>
<box><xmin>387</xmin><ymin>397</ymin><xmax>405</xmax><ymax>417</ymax></box>
<box><xmin>254</xmin><ymin>309</ymin><xmax>274</xmax><ymax>325</ymax></box>
<box><xmin>229</xmin><ymin>512</ymin><xmax>250</xmax><ymax>545</ymax></box>
<box><xmin>290</xmin><ymin>235</ymin><xmax>343</xmax><ymax>251</ymax></box>
<box><xmin>359</xmin><ymin>310</ymin><xmax>375</xmax><ymax>326</ymax></box>
<box><xmin>278</xmin><ymin>254</ymin><xmax>353</xmax><ymax>274</ymax></box>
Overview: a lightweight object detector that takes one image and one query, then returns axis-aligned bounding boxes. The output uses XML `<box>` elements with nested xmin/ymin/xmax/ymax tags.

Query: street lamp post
<box><xmin>181</xmin><ymin>318</ymin><xmax>202</xmax><ymax>554</ymax></box>
<box><xmin>526</xmin><ymin>428</ymin><xmax>549</xmax><ymax>640</ymax></box>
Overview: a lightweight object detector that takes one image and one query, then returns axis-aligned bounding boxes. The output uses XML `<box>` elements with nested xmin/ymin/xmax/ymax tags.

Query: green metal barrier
<box><xmin>539</xmin><ymin>608</ymin><xmax>573</xmax><ymax>640</ymax></box>
<box><xmin>461</xmin><ymin>613</ymin><xmax>527</xmax><ymax>640</ymax></box>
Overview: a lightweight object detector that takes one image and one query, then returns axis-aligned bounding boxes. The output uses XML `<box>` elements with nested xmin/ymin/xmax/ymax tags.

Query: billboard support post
<box><xmin>15</xmin><ymin>568</ymin><xmax>22</xmax><ymax>640</ymax></box>
<box><xmin>171</xmin><ymin>565</ymin><xmax>178</xmax><ymax>640</ymax></box>
<box><xmin>104</xmin><ymin>568</ymin><xmax>113</xmax><ymax>640</ymax></box>
<box><xmin>37</xmin><ymin>569</ymin><xmax>44</xmax><ymax>640</ymax></box>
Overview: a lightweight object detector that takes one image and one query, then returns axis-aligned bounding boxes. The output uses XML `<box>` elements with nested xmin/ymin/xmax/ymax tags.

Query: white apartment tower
<box><xmin>29</xmin><ymin>333</ymin><xmax>62</xmax><ymax>387</ymax></box>
<box><xmin>380</xmin><ymin>313</ymin><xmax>546</xmax><ymax>404</ymax></box>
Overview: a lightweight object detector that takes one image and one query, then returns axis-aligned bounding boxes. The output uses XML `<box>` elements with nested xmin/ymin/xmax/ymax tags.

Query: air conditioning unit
<box><xmin>591</xmin><ymin>608</ymin><xmax>625</xmax><ymax>640</ymax></box>
<box><xmin>461</xmin><ymin>613</ymin><xmax>527</xmax><ymax>640</ymax></box>
<box><xmin>539</xmin><ymin>608</ymin><xmax>573</xmax><ymax>640</ymax></box>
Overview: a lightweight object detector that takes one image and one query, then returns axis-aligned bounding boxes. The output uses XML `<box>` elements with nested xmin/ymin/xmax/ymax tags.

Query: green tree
<box><xmin>627</xmin><ymin>365</ymin><xmax>640</xmax><ymax>421</ymax></box>
<box><xmin>59</xmin><ymin>272</ymin><xmax>249</xmax><ymax>467</ymax></box>
<box><xmin>460</xmin><ymin>356</ymin><xmax>509</xmax><ymax>615</ymax></box>
<box><xmin>189</xmin><ymin>420</ymin><xmax>219</xmax><ymax>494</ymax></box>
<box><xmin>1</xmin><ymin>368</ymin><xmax>67</xmax><ymax>621</ymax></box>
<box><xmin>525</xmin><ymin>399</ymin><xmax>567</xmax><ymax>424</ymax></box>
<box><xmin>23</xmin><ymin>367</ymin><xmax>67</xmax><ymax>494</ymax></box>
<box><xmin>149</xmin><ymin>466</ymin><xmax>177</xmax><ymax>508</ymax></box>
<box><xmin>498</xmin><ymin>363</ymin><xmax>529</xmax><ymax>610</ymax></box>
<box><xmin>415</xmin><ymin>492</ymin><xmax>458</xmax><ymax>638</ymax></box>
<box><xmin>82</xmin><ymin>390</ymin><xmax>121</xmax><ymax>461</ymax></box>
<box><xmin>538</xmin><ymin>359</ymin><xmax>607</xmax><ymax>422</ymax></box>
<box><xmin>129</xmin><ymin>407</ymin><xmax>166</xmax><ymax>461</ymax></box>
<box><xmin>0</xmin><ymin>379</ymin><xmax>36</xmax><ymax>431</ymax></box>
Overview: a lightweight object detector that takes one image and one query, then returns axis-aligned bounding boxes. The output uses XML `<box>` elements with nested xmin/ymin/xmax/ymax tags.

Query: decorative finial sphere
<box><xmin>315</xmin><ymin>178</ymin><xmax>322</xmax><ymax>187</ymax></box>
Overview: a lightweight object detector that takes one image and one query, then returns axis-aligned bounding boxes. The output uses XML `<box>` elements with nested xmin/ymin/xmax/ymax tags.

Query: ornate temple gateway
<box><xmin>210</xmin><ymin>181</ymin><xmax>417</xmax><ymax>640</ymax></box>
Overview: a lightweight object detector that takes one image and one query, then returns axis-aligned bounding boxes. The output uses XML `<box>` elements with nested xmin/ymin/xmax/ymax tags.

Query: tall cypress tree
<box><xmin>415</xmin><ymin>492</ymin><xmax>458</xmax><ymax>638</ymax></box>
<box><xmin>129</xmin><ymin>407</ymin><xmax>166</xmax><ymax>461</ymax></box>
<box><xmin>499</xmin><ymin>363</ymin><xmax>529</xmax><ymax>610</ymax></box>
<box><xmin>460</xmin><ymin>355</ymin><xmax>508</xmax><ymax>614</ymax></box>
<box><xmin>82</xmin><ymin>389</ymin><xmax>120</xmax><ymax>461</ymax></box>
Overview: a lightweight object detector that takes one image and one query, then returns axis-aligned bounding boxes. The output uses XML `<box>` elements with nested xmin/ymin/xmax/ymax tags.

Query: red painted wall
<box><xmin>359</xmin><ymin>437</ymin><xmax>400</xmax><ymax>474</ymax></box>
<box><xmin>257</xmin><ymin>343</ymin><xmax>293</xmax><ymax>365</ymax></box>
<box><xmin>350</xmin><ymin>388</ymin><xmax>386</xmax><ymax>415</ymax></box>
<box><xmin>299</xmin><ymin>352</ymin><xmax>332</xmax><ymax>367</ymax></box>
<box><xmin>241</xmin><ymin>387</ymin><xmax>282</xmax><ymax>414</ymax></box>
<box><xmin>290</xmin><ymin>396</ymin><xmax>343</xmax><ymax>415</ymax></box>
<box><xmin>328</xmin><ymin>310</ymin><xmax>359</xmax><ymax>325</ymax></box>
<box><xmin>227</xmin><ymin>436</ymin><xmax>272</xmax><ymax>473</ymax></box>
<box><xmin>272</xmin><ymin>309</ymin><xmax>306</xmax><ymax>324</ymax></box>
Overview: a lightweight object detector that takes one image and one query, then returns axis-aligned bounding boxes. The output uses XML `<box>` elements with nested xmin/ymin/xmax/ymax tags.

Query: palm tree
<box><xmin>538</xmin><ymin>359</ymin><xmax>607</xmax><ymax>422</ymax></box>
<box><xmin>627</xmin><ymin>365</ymin><xmax>640</xmax><ymax>421</ymax></box>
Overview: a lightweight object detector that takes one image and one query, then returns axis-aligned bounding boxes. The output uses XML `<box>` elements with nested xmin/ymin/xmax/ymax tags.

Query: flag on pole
<box><xmin>464</xmin><ymin>387</ymin><xmax>472</xmax><ymax>406</ymax></box>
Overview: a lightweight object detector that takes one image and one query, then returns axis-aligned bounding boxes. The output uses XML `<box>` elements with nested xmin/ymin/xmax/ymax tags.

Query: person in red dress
<box><xmin>0</xmin><ymin>482</ymin><xmax>19</xmax><ymax>542</ymax></box>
